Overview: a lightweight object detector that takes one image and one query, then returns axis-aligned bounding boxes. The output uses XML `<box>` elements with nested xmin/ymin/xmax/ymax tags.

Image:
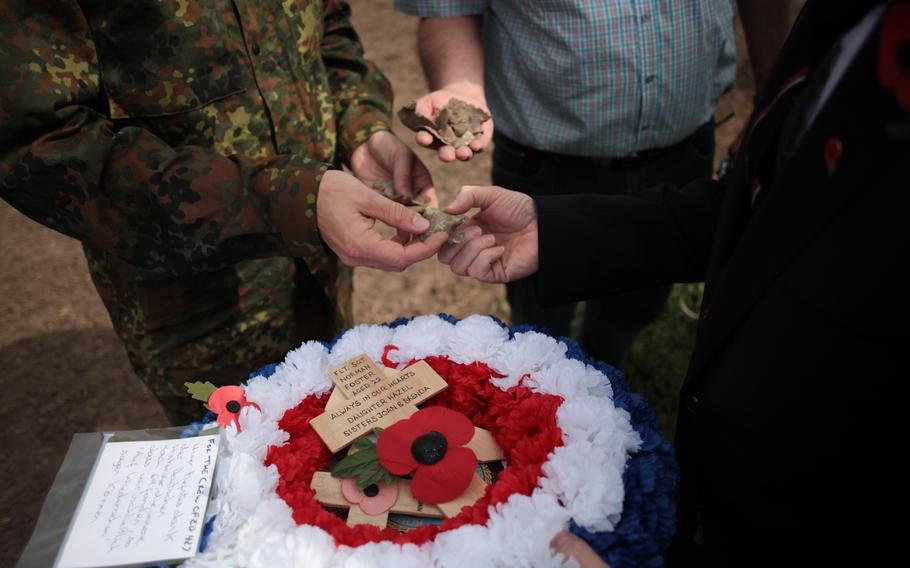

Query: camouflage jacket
<box><xmin>0</xmin><ymin>0</ymin><xmax>392</xmax><ymax>422</ymax></box>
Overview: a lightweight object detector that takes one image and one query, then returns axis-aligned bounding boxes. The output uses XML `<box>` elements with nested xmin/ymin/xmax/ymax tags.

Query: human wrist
<box><xmin>437</xmin><ymin>81</ymin><xmax>486</xmax><ymax>105</ymax></box>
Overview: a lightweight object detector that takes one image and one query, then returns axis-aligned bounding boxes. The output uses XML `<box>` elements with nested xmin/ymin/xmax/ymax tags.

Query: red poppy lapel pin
<box><xmin>877</xmin><ymin>3</ymin><xmax>910</xmax><ymax>139</ymax></box>
<box><xmin>824</xmin><ymin>137</ymin><xmax>844</xmax><ymax>177</ymax></box>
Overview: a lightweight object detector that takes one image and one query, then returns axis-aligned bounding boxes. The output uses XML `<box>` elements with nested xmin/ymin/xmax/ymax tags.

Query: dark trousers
<box><xmin>492</xmin><ymin>123</ymin><xmax>715</xmax><ymax>365</ymax></box>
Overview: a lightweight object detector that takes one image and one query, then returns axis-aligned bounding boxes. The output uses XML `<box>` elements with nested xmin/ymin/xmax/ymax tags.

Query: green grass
<box><xmin>622</xmin><ymin>283</ymin><xmax>704</xmax><ymax>440</ymax></box>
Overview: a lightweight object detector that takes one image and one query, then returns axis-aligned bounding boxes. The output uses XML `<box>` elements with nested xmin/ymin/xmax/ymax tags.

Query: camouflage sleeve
<box><xmin>322</xmin><ymin>0</ymin><xmax>394</xmax><ymax>162</ymax></box>
<box><xmin>0</xmin><ymin>2</ymin><xmax>332</xmax><ymax>278</ymax></box>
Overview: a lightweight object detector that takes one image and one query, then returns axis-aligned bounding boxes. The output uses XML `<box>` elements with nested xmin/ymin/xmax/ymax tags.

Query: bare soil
<box><xmin>0</xmin><ymin>1</ymin><xmax>771</xmax><ymax>564</ymax></box>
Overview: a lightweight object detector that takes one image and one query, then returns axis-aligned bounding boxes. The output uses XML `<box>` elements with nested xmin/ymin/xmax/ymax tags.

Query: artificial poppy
<box><xmin>824</xmin><ymin>137</ymin><xmax>843</xmax><ymax>175</ymax></box>
<box><xmin>208</xmin><ymin>385</ymin><xmax>258</xmax><ymax>429</ymax></box>
<box><xmin>340</xmin><ymin>478</ymin><xmax>399</xmax><ymax>516</ymax></box>
<box><xmin>376</xmin><ymin>406</ymin><xmax>477</xmax><ymax>504</ymax></box>
<box><xmin>877</xmin><ymin>3</ymin><xmax>910</xmax><ymax>111</ymax></box>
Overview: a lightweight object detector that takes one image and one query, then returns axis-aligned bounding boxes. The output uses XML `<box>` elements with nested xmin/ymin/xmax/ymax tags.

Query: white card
<box><xmin>56</xmin><ymin>435</ymin><xmax>220</xmax><ymax>568</ymax></box>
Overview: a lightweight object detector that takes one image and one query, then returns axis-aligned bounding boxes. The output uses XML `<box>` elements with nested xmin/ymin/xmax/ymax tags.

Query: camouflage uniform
<box><xmin>0</xmin><ymin>0</ymin><xmax>392</xmax><ymax>424</ymax></box>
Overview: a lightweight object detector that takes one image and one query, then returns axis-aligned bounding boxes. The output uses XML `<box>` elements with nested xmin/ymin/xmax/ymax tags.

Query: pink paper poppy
<box><xmin>341</xmin><ymin>478</ymin><xmax>399</xmax><ymax>516</ymax></box>
<box><xmin>376</xmin><ymin>406</ymin><xmax>477</xmax><ymax>504</ymax></box>
<box><xmin>208</xmin><ymin>385</ymin><xmax>258</xmax><ymax>429</ymax></box>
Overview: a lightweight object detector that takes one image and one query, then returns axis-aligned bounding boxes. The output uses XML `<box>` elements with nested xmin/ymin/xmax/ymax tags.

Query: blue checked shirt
<box><xmin>395</xmin><ymin>0</ymin><xmax>737</xmax><ymax>158</ymax></box>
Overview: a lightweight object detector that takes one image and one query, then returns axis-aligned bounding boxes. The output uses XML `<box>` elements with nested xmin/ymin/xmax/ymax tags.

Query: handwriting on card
<box><xmin>56</xmin><ymin>436</ymin><xmax>219</xmax><ymax>568</ymax></box>
<box><xmin>310</xmin><ymin>358</ymin><xmax>447</xmax><ymax>453</ymax></box>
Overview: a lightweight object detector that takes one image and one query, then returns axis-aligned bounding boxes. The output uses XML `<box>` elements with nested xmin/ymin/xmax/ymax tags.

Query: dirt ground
<box><xmin>0</xmin><ymin>2</ymin><xmax>778</xmax><ymax>564</ymax></box>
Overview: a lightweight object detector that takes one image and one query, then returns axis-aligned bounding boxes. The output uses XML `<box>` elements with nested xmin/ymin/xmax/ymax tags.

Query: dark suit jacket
<box><xmin>535</xmin><ymin>1</ymin><xmax>908</xmax><ymax>564</ymax></box>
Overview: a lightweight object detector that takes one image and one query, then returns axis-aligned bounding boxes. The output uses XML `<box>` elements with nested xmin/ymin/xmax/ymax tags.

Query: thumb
<box><xmin>445</xmin><ymin>185</ymin><xmax>500</xmax><ymax>215</ymax></box>
<box><xmin>364</xmin><ymin>192</ymin><xmax>430</xmax><ymax>234</ymax></box>
<box><xmin>550</xmin><ymin>531</ymin><xmax>611</xmax><ymax>568</ymax></box>
<box><xmin>414</xmin><ymin>95</ymin><xmax>438</xmax><ymax>118</ymax></box>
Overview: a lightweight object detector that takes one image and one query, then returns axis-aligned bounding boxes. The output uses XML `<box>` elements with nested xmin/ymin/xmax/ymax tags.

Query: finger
<box><xmin>352</xmin><ymin>231</ymin><xmax>445</xmax><ymax>272</ymax></box>
<box><xmin>445</xmin><ymin>185</ymin><xmax>499</xmax><ymax>215</ymax></box>
<box><xmin>416</xmin><ymin>130</ymin><xmax>436</xmax><ymax>148</ymax></box>
<box><xmin>414</xmin><ymin>97</ymin><xmax>437</xmax><ymax>118</ymax></box>
<box><xmin>410</xmin><ymin>157</ymin><xmax>434</xmax><ymax>196</ymax></box>
<box><xmin>489</xmin><ymin>255</ymin><xmax>509</xmax><ymax>283</ymax></box>
<box><xmin>454</xmin><ymin>146</ymin><xmax>474</xmax><ymax>161</ymax></box>
<box><xmin>550</xmin><ymin>531</ymin><xmax>611</xmax><ymax>568</ymax></box>
<box><xmin>438</xmin><ymin>225</ymin><xmax>483</xmax><ymax>265</ymax></box>
<box><xmin>467</xmin><ymin>246</ymin><xmax>506</xmax><ymax>283</ymax></box>
<box><xmin>393</xmin><ymin>149</ymin><xmax>414</xmax><ymax>197</ymax></box>
<box><xmin>437</xmin><ymin>145</ymin><xmax>457</xmax><ymax>163</ymax></box>
<box><xmin>362</xmin><ymin>191</ymin><xmax>431</xmax><ymax>234</ymax></box>
<box><xmin>402</xmin><ymin>231</ymin><xmax>448</xmax><ymax>264</ymax></box>
<box><xmin>450</xmin><ymin>233</ymin><xmax>496</xmax><ymax>276</ymax></box>
<box><xmin>369</xmin><ymin>232</ymin><xmax>448</xmax><ymax>271</ymax></box>
<box><xmin>420</xmin><ymin>186</ymin><xmax>440</xmax><ymax>208</ymax></box>
<box><xmin>468</xmin><ymin>121</ymin><xmax>494</xmax><ymax>153</ymax></box>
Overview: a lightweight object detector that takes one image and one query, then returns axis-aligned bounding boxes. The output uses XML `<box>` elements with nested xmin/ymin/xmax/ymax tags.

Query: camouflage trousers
<box><xmin>86</xmin><ymin>249</ymin><xmax>351</xmax><ymax>425</ymax></box>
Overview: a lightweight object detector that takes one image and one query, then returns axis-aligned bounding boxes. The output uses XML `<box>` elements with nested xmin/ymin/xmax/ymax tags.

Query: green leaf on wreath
<box><xmin>185</xmin><ymin>381</ymin><xmax>218</xmax><ymax>406</ymax></box>
<box><xmin>351</xmin><ymin>436</ymin><xmax>375</xmax><ymax>453</ymax></box>
<box><xmin>331</xmin><ymin>432</ymin><xmax>396</xmax><ymax>489</ymax></box>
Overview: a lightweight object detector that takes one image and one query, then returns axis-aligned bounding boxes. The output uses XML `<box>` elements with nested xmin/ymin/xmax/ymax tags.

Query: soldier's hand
<box><xmin>414</xmin><ymin>88</ymin><xmax>493</xmax><ymax>162</ymax></box>
<box><xmin>317</xmin><ymin>170</ymin><xmax>448</xmax><ymax>271</ymax></box>
<box><xmin>350</xmin><ymin>130</ymin><xmax>438</xmax><ymax>207</ymax></box>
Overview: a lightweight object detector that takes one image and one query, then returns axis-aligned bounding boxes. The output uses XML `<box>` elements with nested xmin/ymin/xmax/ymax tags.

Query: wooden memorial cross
<box><xmin>309</xmin><ymin>355</ymin><xmax>505</xmax><ymax>526</ymax></box>
<box><xmin>309</xmin><ymin>354</ymin><xmax>448</xmax><ymax>453</ymax></box>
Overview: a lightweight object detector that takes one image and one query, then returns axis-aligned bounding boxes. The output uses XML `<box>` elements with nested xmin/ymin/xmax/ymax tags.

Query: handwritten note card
<box><xmin>56</xmin><ymin>435</ymin><xmax>219</xmax><ymax>568</ymax></box>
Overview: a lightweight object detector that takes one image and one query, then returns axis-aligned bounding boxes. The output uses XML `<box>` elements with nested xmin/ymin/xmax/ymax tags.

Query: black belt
<box><xmin>495</xmin><ymin>122</ymin><xmax>710</xmax><ymax>170</ymax></box>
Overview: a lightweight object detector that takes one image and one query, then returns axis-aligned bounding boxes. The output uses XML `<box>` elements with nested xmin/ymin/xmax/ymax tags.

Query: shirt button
<box><xmin>251</xmin><ymin>43</ymin><xmax>261</xmax><ymax>56</ymax></box>
<box><xmin>645</xmin><ymin>74</ymin><xmax>656</xmax><ymax>84</ymax></box>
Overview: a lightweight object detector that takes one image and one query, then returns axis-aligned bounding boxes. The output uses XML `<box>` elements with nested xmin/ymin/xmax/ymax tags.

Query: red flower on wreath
<box><xmin>376</xmin><ymin>407</ymin><xmax>477</xmax><ymax>504</ymax></box>
<box><xmin>877</xmin><ymin>3</ymin><xmax>910</xmax><ymax>111</ymax></box>
<box><xmin>208</xmin><ymin>386</ymin><xmax>258</xmax><ymax>429</ymax></box>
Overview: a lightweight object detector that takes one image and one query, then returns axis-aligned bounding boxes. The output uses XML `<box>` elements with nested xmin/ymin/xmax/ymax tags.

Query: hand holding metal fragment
<box><xmin>417</xmin><ymin>207</ymin><xmax>466</xmax><ymax>244</ymax></box>
<box><xmin>371</xmin><ymin>180</ymin><xmax>465</xmax><ymax>244</ymax></box>
<box><xmin>398</xmin><ymin>98</ymin><xmax>491</xmax><ymax>149</ymax></box>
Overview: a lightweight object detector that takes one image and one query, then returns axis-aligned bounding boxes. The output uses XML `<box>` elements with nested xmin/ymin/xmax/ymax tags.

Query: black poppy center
<box><xmin>411</xmin><ymin>430</ymin><xmax>448</xmax><ymax>465</ymax></box>
<box><xmin>363</xmin><ymin>484</ymin><xmax>379</xmax><ymax>497</ymax></box>
<box><xmin>226</xmin><ymin>400</ymin><xmax>241</xmax><ymax>413</ymax></box>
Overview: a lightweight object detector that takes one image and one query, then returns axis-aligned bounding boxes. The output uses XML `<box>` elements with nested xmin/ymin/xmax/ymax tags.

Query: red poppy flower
<box><xmin>208</xmin><ymin>385</ymin><xmax>258</xmax><ymax>429</ymax></box>
<box><xmin>341</xmin><ymin>478</ymin><xmax>399</xmax><ymax>516</ymax></box>
<box><xmin>877</xmin><ymin>4</ymin><xmax>910</xmax><ymax>111</ymax></box>
<box><xmin>376</xmin><ymin>407</ymin><xmax>477</xmax><ymax>504</ymax></box>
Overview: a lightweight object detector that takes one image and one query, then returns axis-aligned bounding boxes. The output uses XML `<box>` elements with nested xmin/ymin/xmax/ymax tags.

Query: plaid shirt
<box><xmin>396</xmin><ymin>0</ymin><xmax>737</xmax><ymax>157</ymax></box>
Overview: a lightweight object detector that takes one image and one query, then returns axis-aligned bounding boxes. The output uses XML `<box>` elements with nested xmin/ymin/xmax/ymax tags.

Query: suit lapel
<box><xmin>688</xmin><ymin>3</ymin><xmax>907</xmax><ymax>381</ymax></box>
<box><xmin>705</xmin><ymin>0</ymin><xmax>840</xmax><ymax>273</ymax></box>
